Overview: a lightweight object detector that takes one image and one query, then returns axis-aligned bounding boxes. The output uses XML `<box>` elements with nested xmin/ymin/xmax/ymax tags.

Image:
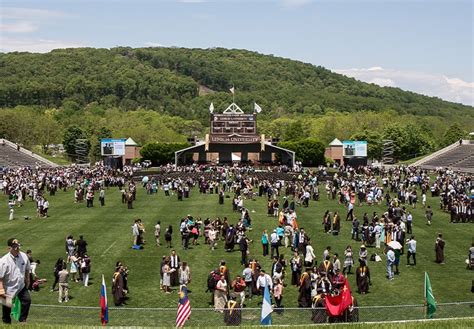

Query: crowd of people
<box><xmin>1</xmin><ymin>162</ymin><xmax>472</xmax><ymax>325</ymax></box>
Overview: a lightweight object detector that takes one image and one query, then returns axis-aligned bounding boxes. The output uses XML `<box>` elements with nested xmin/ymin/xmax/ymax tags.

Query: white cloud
<box><xmin>369</xmin><ymin>78</ymin><xmax>396</xmax><ymax>87</ymax></box>
<box><xmin>366</xmin><ymin>66</ymin><xmax>383</xmax><ymax>72</ymax></box>
<box><xmin>334</xmin><ymin>66</ymin><xmax>474</xmax><ymax>106</ymax></box>
<box><xmin>144</xmin><ymin>42</ymin><xmax>166</xmax><ymax>47</ymax></box>
<box><xmin>0</xmin><ymin>7</ymin><xmax>66</xmax><ymax>36</ymax></box>
<box><xmin>1</xmin><ymin>7</ymin><xmax>64</xmax><ymax>20</ymax></box>
<box><xmin>0</xmin><ymin>37</ymin><xmax>84</xmax><ymax>53</ymax></box>
<box><xmin>0</xmin><ymin>21</ymin><xmax>38</xmax><ymax>33</ymax></box>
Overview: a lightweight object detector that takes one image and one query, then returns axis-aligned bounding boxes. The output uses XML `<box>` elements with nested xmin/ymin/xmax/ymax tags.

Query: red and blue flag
<box><xmin>100</xmin><ymin>274</ymin><xmax>109</xmax><ymax>326</ymax></box>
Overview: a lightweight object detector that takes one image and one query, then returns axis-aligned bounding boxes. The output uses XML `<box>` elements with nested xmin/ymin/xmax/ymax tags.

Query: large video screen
<box><xmin>343</xmin><ymin>141</ymin><xmax>367</xmax><ymax>157</ymax></box>
<box><xmin>101</xmin><ymin>139</ymin><xmax>126</xmax><ymax>156</ymax></box>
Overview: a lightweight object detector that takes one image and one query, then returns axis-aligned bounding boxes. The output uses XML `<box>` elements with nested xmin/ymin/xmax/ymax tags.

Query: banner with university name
<box><xmin>210</xmin><ymin>135</ymin><xmax>260</xmax><ymax>144</ymax></box>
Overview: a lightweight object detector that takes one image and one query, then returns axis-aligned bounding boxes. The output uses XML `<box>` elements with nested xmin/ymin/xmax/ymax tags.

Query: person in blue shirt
<box><xmin>261</xmin><ymin>230</ymin><xmax>269</xmax><ymax>257</ymax></box>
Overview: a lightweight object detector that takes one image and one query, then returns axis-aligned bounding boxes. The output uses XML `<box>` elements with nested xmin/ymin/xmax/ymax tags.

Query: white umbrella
<box><xmin>388</xmin><ymin>240</ymin><xmax>402</xmax><ymax>250</ymax></box>
<box><xmin>142</xmin><ymin>176</ymin><xmax>149</xmax><ymax>183</ymax></box>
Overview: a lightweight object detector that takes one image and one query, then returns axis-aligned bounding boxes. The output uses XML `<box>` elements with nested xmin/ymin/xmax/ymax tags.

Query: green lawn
<box><xmin>0</xmin><ymin>183</ymin><xmax>473</xmax><ymax>326</ymax></box>
<box><xmin>31</xmin><ymin>146</ymin><xmax>72</xmax><ymax>166</ymax></box>
<box><xmin>396</xmin><ymin>155</ymin><xmax>426</xmax><ymax>165</ymax></box>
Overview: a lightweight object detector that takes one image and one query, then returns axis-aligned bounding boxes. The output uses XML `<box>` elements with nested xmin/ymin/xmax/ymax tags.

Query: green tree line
<box><xmin>0</xmin><ymin>47</ymin><xmax>472</xmax><ymax>162</ymax></box>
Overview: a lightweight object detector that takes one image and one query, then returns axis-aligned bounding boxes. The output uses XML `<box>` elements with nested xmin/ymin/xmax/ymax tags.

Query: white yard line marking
<box><xmin>101</xmin><ymin>240</ymin><xmax>118</xmax><ymax>256</ymax></box>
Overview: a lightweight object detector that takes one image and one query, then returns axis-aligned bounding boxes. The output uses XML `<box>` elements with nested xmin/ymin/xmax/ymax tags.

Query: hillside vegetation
<box><xmin>0</xmin><ymin>47</ymin><xmax>472</xmax><ymax>160</ymax></box>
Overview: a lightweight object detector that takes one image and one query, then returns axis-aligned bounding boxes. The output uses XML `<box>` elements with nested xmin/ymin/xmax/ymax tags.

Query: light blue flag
<box><xmin>261</xmin><ymin>285</ymin><xmax>273</xmax><ymax>325</ymax></box>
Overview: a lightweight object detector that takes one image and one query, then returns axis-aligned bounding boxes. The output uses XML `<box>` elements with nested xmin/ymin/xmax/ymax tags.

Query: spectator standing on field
<box><xmin>0</xmin><ymin>238</ymin><xmax>32</xmax><ymax>324</ymax></box>
<box><xmin>80</xmin><ymin>254</ymin><xmax>91</xmax><ymax>287</ymax></box>
<box><xmin>58</xmin><ymin>265</ymin><xmax>69</xmax><ymax>303</ymax></box>
<box><xmin>426</xmin><ymin>206</ymin><xmax>433</xmax><ymax>225</ymax></box>
<box><xmin>76</xmin><ymin>236</ymin><xmax>88</xmax><ymax>258</ymax></box>
<box><xmin>154</xmin><ymin>221</ymin><xmax>161</xmax><ymax>246</ymax></box>
<box><xmin>435</xmin><ymin>234</ymin><xmax>445</xmax><ymax>264</ymax></box>
<box><xmin>386</xmin><ymin>247</ymin><xmax>395</xmax><ymax>280</ymax></box>
<box><xmin>406</xmin><ymin>236</ymin><xmax>417</xmax><ymax>266</ymax></box>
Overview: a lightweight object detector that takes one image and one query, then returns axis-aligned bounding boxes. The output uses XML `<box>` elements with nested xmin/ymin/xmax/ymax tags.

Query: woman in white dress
<box><xmin>162</xmin><ymin>257</ymin><xmax>172</xmax><ymax>294</ymax></box>
<box><xmin>214</xmin><ymin>276</ymin><xmax>228</xmax><ymax>312</ymax></box>
<box><xmin>343</xmin><ymin>245</ymin><xmax>354</xmax><ymax>275</ymax></box>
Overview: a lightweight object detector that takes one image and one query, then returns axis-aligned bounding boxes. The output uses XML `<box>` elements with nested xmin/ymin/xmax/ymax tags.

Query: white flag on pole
<box><xmin>229</xmin><ymin>87</ymin><xmax>235</xmax><ymax>95</ymax></box>
<box><xmin>209</xmin><ymin>102</ymin><xmax>214</xmax><ymax>113</ymax></box>
<box><xmin>254</xmin><ymin>102</ymin><xmax>262</xmax><ymax>114</ymax></box>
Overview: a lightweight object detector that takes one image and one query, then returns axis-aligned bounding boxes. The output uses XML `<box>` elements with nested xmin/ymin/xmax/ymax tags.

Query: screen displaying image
<box><xmin>101</xmin><ymin>139</ymin><xmax>126</xmax><ymax>156</ymax></box>
<box><xmin>102</xmin><ymin>142</ymin><xmax>114</xmax><ymax>155</ymax></box>
<box><xmin>343</xmin><ymin>141</ymin><xmax>367</xmax><ymax>157</ymax></box>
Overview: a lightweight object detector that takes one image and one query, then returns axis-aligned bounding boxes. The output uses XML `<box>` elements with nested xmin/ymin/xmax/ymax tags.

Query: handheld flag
<box><xmin>100</xmin><ymin>275</ymin><xmax>109</xmax><ymax>326</ymax></box>
<box><xmin>260</xmin><ymin>285</ymin><xmax>273</xmax><ymax>325</ymax></box>
<box><xmin>254</xmin><ymin>102</ymin><xmax>262</xmax><ymax>114</ymax></box>
<box><xmin>424</xmin><ymin>272</ymin><xmax>436</xmax><ymax>318</ymax></box>
<box><xmin>10</xmin><ymin>296</ymin><xmax>21</xmax><ymax>321</ymax></box>
<box><xmin>209</xmin><ymin>102</ymin><xmax>214</xmax><ymax>114</ymax></box>
<box><xmin>325</xmin><ymin>279</ymin><xmax>353</xmax><ymax>316</ymax></box>
<box><xmin>176</xmin><ymin>285</ymin><xmax>191</xmax><ymax>327</ymax></box>
<box><xmin>229</xmin><ymin>86</ymin><xmax>235</xmax><ymax>95</ymax></box>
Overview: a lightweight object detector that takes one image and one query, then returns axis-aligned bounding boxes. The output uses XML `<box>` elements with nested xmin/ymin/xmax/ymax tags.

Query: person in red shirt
<box><xmin>230</xmin><ymin>275</ymin><xmax>246</xmax><ymax>307</ymax></box>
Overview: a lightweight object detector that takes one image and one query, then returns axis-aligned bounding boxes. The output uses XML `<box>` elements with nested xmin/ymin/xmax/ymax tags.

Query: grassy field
<box><xmin>0</xmin><ymin>182</ymin><xmax>473</xmax><ymax>326</ymax></box>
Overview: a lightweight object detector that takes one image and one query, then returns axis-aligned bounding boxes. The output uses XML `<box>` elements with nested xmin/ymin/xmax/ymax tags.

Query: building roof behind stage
<box><xmin>328</xmin><ymin>138</ymin><xmax>343</xmax><ymax>146</ymax></box>
<box><xmin>125</xmin><ymin>137</ymin><xmax>138</xmax><ymax>146</ymax></box>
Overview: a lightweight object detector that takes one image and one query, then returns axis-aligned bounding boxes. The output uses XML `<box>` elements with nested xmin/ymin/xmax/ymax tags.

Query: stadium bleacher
<box><xmin>417</xmin><ymin>143</ymin><xmax>474</xmax><ymax>173</ymax></box>
<box><xmin>0</xmin><ymin>140</ymin><xmax>56</xmax><ymax>168</ymax></box>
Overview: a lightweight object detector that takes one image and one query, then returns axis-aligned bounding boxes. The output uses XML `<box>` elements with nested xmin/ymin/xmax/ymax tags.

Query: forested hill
<box><xmin>1</xmin><ymin>47</ymin><xmax>471</xmax><ymax>122</ymax></box>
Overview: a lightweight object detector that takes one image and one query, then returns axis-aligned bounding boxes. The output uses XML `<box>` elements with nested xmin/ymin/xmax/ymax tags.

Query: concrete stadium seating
<box><xmin>0</xmin><ymin>140</ymin><xmax>56</xmax><ymax>168</ymax></box>
<box><xmin>419</xmin><ymin>144</ymin><xmax>474</xmax><ymax>173</ymax></box>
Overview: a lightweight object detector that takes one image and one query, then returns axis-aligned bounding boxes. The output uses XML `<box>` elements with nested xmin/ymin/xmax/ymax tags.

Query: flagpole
<box><xmin>424</xmin><ymin>272</ymin><xmax>427</xmax><ymax>319</ymax></box>
<box><xmin>232</xmin><ymin>85</ymin><xmax>235</xmax><ymax>104</ymax></box>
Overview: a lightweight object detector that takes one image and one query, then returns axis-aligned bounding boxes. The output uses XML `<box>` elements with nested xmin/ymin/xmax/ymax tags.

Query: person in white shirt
<box><xmin>374</xmin><ymin>222</ymin><xmax>382</xmax><ymax>248</ymax></box>
<box><xmin>270</xmin><ymin>230</ymin><xmax>280</xmax><ymax>258</ymax></box>
<box><xmin>131</xmin><ymin>220</ymin><xmax>140</xmax><ymax>246</ymax></box>
<box><xmin>256</xmin><ymin>270</ymin><xmax>273</xmax><ymax>297</ymax></box>
<box><xmin>154</xmin><ymin>221</ymin><xmax>161</xmax><ymax>246</ymax></box>
<box><xmin>333</xmin><ymin>253</ymin><xmax>341</xmax><ymax>273</ymax></box>
<box><xmin>208</xmin><ymin>226</ymin><xmax>217</xmax><ymax>250</ymax></box>
<box><xmin>305</xmin><ymin>241</ymin><xmax>316</xmax><ymax>267</ymax></box>
<box><xmin>406</xmin><ymin>212</ymin><xmax>413</xmax><ymax>234</ymax></box>
<box><xmin>386</xmin><ymin>248</ymin><xmax>395</xmax><ymax>280</ymax></box>
<box><xmin>163</xmin><ymin>183</ymin><xmax>170</xmax><ymax>196</ymax></box>
<box><xmin>0</xmin><ymin>238</ymin><xmax>31</xmax><ymax>323</ymax></box>
<box><xmin>406</xmin><ymin>236</ymin><xmax>417</xmax><ymax>266</ymax></box>
<box><xmin>242</xmin><ymin>264</ymin><xmax>253</xmax><ymax>299</ymax></box>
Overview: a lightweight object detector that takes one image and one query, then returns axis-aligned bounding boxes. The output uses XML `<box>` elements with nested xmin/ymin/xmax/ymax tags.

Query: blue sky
<box><xmin>1</xmin><ymin>0</ymin><xmax>473</xmax><ymax>105</ymax></box>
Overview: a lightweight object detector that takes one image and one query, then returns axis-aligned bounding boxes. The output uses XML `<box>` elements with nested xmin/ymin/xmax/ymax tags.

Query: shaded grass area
<box><xmin>6</xmin><ymin>317</ymin><xmax>474</xmax><ymax>328</ymax></box>
<box><xmin>0</xmin><ymin>184</ymin><xmax>473</xmax><ymax>326</ymax></box>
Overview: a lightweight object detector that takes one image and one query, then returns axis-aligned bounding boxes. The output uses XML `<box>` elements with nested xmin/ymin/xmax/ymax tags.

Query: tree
<box><xmin>63</xmin><ymin>125</ymin><xmax>88</xmax><ymax>159</ymax></box>
<box><xmin>35</xmin><ymin>113</ymin><xmax>62</xmax><ymax>153</ymax></box>
<box><xmin>350</xmin><ymin>130</ymin><xmax>383</xmax><ymax>160</ymax></box>
<box><xmin>279</xmin><ymin>138</ymin><xmax>325</xmax><ymax>166</ymax></box>
<box><xmin>442</xmin><ymin>123</ymin><xmax>467</xmax><ymax>147</ymax></box>
<box><xmin>140</xmin><ymin>142</ymin><xmax>190</xmax><ymax>165</ymax></box>
<box><xmin>91</xmin><ymin>126</ymin><xmax>113</xmax><ymax>158</ymax></box>
<box><xmin>382</xmin><ymin>123</ymin><xmax>433</xmax><ymax>161</ymax></box>
<box><xmin>282</xmin><ymin>120</ymin><xmax>306</xmax><ymax>141</ymax></box>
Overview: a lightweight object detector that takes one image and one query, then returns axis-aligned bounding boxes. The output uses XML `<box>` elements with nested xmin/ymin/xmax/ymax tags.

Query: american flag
<box><xmin>176</xmin><ymin>286</ymin><xmax>191</xmax><ymax>327</ymax></box>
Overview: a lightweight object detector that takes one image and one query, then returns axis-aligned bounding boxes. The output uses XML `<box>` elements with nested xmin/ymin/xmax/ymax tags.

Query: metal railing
<box><xmin>27</xmin><ymin>301</ymin><xmax>474</xmax><ymax>327</ymax></box>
